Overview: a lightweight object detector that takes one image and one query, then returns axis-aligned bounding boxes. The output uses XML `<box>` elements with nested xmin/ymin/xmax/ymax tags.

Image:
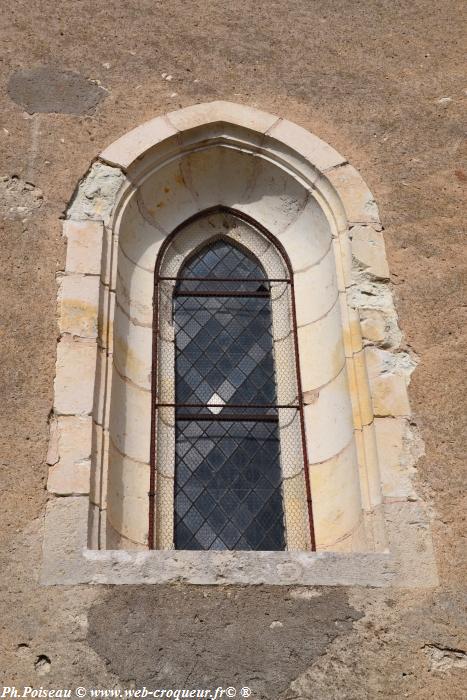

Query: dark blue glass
<box><xmin>173</xmin><ymin>239</ymin><xmax>285</xmax><ymax>551</ymax></box>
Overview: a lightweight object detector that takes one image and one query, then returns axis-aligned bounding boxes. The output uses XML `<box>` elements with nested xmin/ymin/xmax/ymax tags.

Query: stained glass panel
<box><xmin>174</xmin><ymin>239</ymin><xmax>285</xmax><ymax>550</ymax></box>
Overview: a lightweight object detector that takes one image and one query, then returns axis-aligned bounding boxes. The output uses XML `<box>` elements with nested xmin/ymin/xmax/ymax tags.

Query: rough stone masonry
<box><xmin>0</xmin><ymin>1</ymin><xmax>466</xmax><ymax>698</ymax></box>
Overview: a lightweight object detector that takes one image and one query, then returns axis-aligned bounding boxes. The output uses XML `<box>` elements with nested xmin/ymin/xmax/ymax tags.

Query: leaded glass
<box><xmin>173</xmin><ymin>239</ymin><xmax>285</xmax><ymax>550</ymax></box>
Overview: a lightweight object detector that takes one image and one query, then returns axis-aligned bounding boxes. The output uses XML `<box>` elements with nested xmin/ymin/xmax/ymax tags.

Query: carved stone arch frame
<box><xmin>43</xmin><ymin>101</ymin><xmax>438</xmax><ymax>586</ymax></box>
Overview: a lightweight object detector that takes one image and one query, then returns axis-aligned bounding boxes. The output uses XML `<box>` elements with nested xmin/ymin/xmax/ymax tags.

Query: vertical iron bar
<box><xmin>148</xmin><ymin>273</ymin><xmax>160</xmax><ymax>550</ymax></box>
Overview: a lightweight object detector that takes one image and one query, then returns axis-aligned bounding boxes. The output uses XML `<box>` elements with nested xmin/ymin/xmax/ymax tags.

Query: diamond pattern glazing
<box><xmin>173</xmin><ymin>239</ymin><xmax>285</xmax><ymax>550</ymax></box>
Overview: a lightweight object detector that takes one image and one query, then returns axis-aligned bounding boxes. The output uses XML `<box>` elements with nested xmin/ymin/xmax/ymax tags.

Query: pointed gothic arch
<box><xmin>43</xmin><ymin>101</ymin><xmax>437</xmax><ymax>586</ymax></box>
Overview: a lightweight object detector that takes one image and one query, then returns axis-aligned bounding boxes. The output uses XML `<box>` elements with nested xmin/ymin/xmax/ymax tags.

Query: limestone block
<box><xmin>46</xmin><ymin>417</ymin><xmax>59</xmax><ymax>466</ymax></box>
<box><xmin>333</xmin><ymin>230</ymin><xmax>352</xmax><ymax>290</ymax></box>
<box><xmin>348</xmin><ymin>305</ymin><xmax>363</xmax><ymax>354</ymax></box>
<box><xmin>266</xmin><ymin>118</ymin><xmax>347</xmax><ymax>172</ymax></box>
<box><xmin>179</xmin><ymin>146</ymin><xmax>258</xmax><ymax>212</ymax></box>
<box><xmin>347</xmin><ymin>360</ymin><xmax>363</xmax><ymax>432</ymax></box>
<box><xmin>362</xmin><ymin>423</ymin><xmax>383</xmax><ymax>508</ymax></box>
<box><xmin>364</xmin><ymin>504</ymin><xmax>389</xmax><ymax>552</ymax></box>
<box><xmin>294</xmin><ymin>247</ymin><xmax>338</xmax><ymax>326</ymax></box>
<box><xmin>116</xmin><ymin>249</ymin><xmax>154</xmax><ymax>328</ymax></box>
<box><xmin>278</xmin><ymin>198</ymin><xmax>332</xmax><ymax>272</ymax></box>
<box><xmin>87</xmin><ymin>502</ymin><xmax>105</xmax><ymax>550</ymax></box>
<box><xmin>309</xmin><ymin>439</ymin><xmax>363</xmax><ymax>550</ymax></box>
<box><xmin>374</xmin><ymin>417</ymin><xmax>417</xmax><ymax>499</ymax></box>
<box><xmin>365</xmin><ymin>347</ymin><xmax>411</xmax><ymax>417</ymax></box>
<box><xmin>349</xmin><ymin>517</ymin><xmax>371</xmax><ymax>553</ymax></box>
<box><xmin>93</xmin><ymin>348</ymin><xmax>113</xmax><ymax>428</ymax></box>
<box><xmin>64</xmin><ymin>220</ymin><xmax>104</xmax><ymax>275</ymax></box>
<box><xmin>109</xmin><ymin>368</ymin><xmax>152</xmax><ymax>464</ymax></box>
<box><xmin>326</xmin><ymin>164</ymin><xmax>380</xmax><ymax>226</ymax></box>
<box><xmin>97</xmin><ymin>284</ymin><xmax>115</xmax><ymax>351</ymax></box>
<box><xmin>384</xmin><ymin>501</ymin><xmax>438</xmax><ymax>587</ymax></box>
<box><xmin>359</xmin><ymin>308</ymin><xmax>387</xmax><ymax>344</ymax></box>
<box><xmin>166</xmin><ymin>100</ymin><xmax>279</xmax><ymax>135</ymax></box>
<box><xmin>297</xmin><ymin>300</ymin><xmax>345</xmax><ymax>392</ymax></box>
<box><xmin>118</xmin><ymin>195</ymin><xmax>167</xmax><ymax>271</ymax></box>
<box><xmin>351</xmin><ymin>350</ymin><xmax>374</xmax><ymax>427</ymax></box>
<box><xmin>90</xmin><ymin>422</ymin><xmax>109</xmax><ymax>508</ymax></box>
<box><xmin>113</xmin><ymin>304</ymin><xmax>153</xmax><ymax>390</ymax></box>
<box><xmin>100</xmin><ymin>115</ymin><xmax>178</xmax><ymax>169</ymax></box>
<box><xmin>338</xmin><ymin>292</ymin><xmax>353</xmax><ymax>358</ymax></box>
<box><xmin>106</xmin><ymin>519</ymin><xmax>147</xmax><ymax>550</ymax></box>
<box><xmin>304</xmin><ymin>367</ymin><xmax>354</xmax><ymax>463</ymax></box>
<box><xmin>138</xmin><ymin>157</ymin><xmax>199</xmax><ymax>232</ymax></box>
<box><xmin>54</xmin><ymin>338</ymin><xmax>97</xmax><ymax>415</ymax></box>
<box><xmin>41</xmin><ymin>498</ymin><xmax>434</xmax><ymax>586</ymax></box>
<box><xmin>58</xmin><ymin>274</ymin><xmax>100</xmax><ymax>338</ymax></box>
<box><xmin>236</xmin><ymin>156</ymin><xmax>308</xmax><ymax>236</ymax></box>
<box><xmin>107</xmin><ymin>444</ymin><xmax>150</xmax><ymax>545</ymax></box>
<box><xmin>47</xmin><ymin>415</ymin><xmax>92</xmax><ymax>495</ymax></box>
<box><xmin>101</xmin><ymin>226</ymin><xmax>118</xmax><ymax>290</ymax></box>
<box><xmin>351</xmin><ymin>225</ymin><xmax>389</xmax><ymax>280</ymax></box>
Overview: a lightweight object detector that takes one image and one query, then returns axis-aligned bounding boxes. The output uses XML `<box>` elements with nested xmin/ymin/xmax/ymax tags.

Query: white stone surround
<box><xmin>43</xmin><ymin>101</ymin><xmax>437</xmax><ymax>586</ymax></box>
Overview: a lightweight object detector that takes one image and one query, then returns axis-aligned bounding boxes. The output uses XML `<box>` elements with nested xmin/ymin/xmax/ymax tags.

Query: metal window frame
<box><xmin>149</xmin><ymin>206</ymin><xmax>316</xmax><ymax>551</ymax></box>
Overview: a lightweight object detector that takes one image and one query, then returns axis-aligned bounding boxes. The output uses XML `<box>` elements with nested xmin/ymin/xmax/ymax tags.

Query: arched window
<box><xmin>45</xmin><ymin>103</ymin><xmax>438</xmax><ymax>588</ymax></box>
<box><xmin>152</xmin><ymin>210</ymin><xmax>313</xmax><ymax>552</ymax></box>
<box><xmin>173</xmin><ymin>239</ymin><xmax>285</xmax><ymax>550</ymax></box>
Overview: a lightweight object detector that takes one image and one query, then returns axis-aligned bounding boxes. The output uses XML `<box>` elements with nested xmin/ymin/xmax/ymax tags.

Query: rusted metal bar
<box><xmin>176</xmin><ymin>412</ymin><xmax>279</xmax><ymax>423</ymax></box>
<box><xmin>155</xmin><ymin>402</ymin><xmax>299</xmax><ymax>409</ymax></box>
<box><xmin>174</xmin><ymin>290</ymin><xmax>270</xmax><ymax>298</ymax></box>
<box><xmin>148</xmin><ymin>274</ymin><xmax>160</xmax><ymax>550</ymax></box>
<box><xmin>160</xmin><ymin>275</ymin><xmax>291</xmax><ymax>283</ymax></box>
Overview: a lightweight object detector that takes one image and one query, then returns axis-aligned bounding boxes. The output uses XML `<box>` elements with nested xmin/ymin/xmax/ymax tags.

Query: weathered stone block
<box><xmin>100</xmin><ymin>116</ymin><xmax>178</xmax><ymax>169</ymax></box>
<box><xmin>267</xmin><ymin>118</ymin><xmax>347</xmax><ymax>172</ymax></box>
<box><xmin>63</xmin><ymin>219</ymin><xmax>104</xmax><ymax>275</ymax></box>
<box><xmin>167</xmin><ymin>100</ymin><xmax>279</xmax><ymax>134</ymax></box>
<box><xmin>47</xmin><ymin>415</ymin><xmax>92</xmax><ymax>495</ymax></box>
<box><xmin>54</xmin><ymin>338</ymin><xmax>97</xmax><ymax>415</ymax></box>
<box><xmin>351</xmin><ymin>225</ymin><xmax>390</xmax><ymax>280</ymax></box>
<box><xmin>58</xmin><ymin>273</ymin><xmax>100</xmax><ymax>338</ymax></box>
<box><xmin>374</xmin><ymin>417</ymin><xmax>417</xmax><ymax>498</ymax></box>
<box><xmin>326</xmin><ymin>164</ymin><xmax>380</xmax><ymax>225</ymax></box>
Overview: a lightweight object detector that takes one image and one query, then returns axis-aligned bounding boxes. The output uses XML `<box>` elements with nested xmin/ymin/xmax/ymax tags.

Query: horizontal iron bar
<box><xmin>174</xmin><ymin>290</ymin><xmax>270</xmax><ymax>298</ymax></box>
<box><xmin>175</xmin><ymin>413</ymin><xmax>279</xmax><ymax>423</ymax></box>
<box><xmin>155</xmin><ymin>402</ymin><xmax>299</xmax><ymax>409</ymax></box>
<box><xmin>158</xmin><ymin>276</ymin><xmax>291</xmax><ymax>283</ymax></box>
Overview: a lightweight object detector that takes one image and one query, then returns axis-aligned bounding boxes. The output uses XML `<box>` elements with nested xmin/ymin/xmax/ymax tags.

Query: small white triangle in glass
<box><xmin>207</xmin><ymin>392</ymin><xmax>224</xmax><ymax>415</ymax></box>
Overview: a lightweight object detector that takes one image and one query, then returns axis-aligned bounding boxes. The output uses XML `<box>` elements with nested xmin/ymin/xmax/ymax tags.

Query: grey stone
<box><xmin>8</xmin><ymin>66</ymin><xmax>106</xmax><ymax>115</ymax></box>
<box><xmin>87</xmin><ymin>584</ymin><xmax>362</xmax><ymax>698</ymax></box>
<box><xmin>41</xmin><ymin>497</ymin><xmax>437</xmax><ymax>588</ymax></box>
